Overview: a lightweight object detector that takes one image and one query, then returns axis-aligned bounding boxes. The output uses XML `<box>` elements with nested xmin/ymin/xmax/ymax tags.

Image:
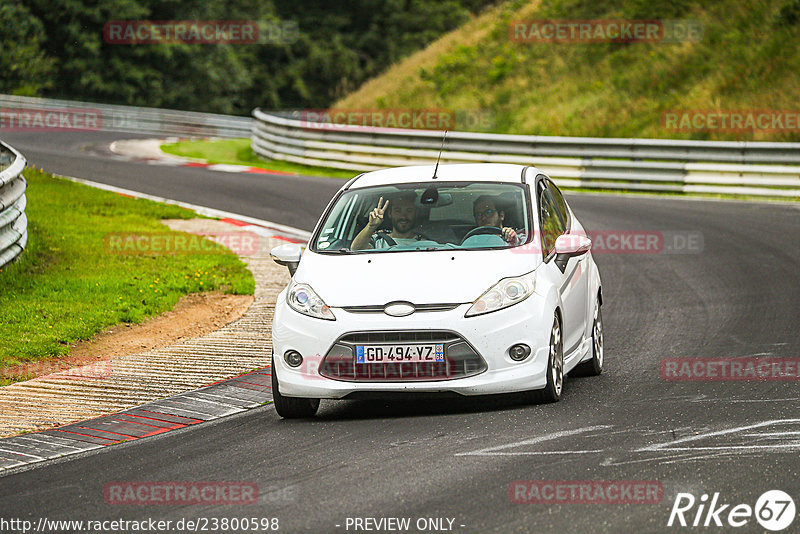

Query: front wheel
<box><xmin>270</xmin><ymin>358</ymin><xmax>320</xmax><ymax>418</ymax></box>
<box><xmin>527</xmin><ymin>314</ymin><xmax>563</xmax><ymax>404</ymax></box>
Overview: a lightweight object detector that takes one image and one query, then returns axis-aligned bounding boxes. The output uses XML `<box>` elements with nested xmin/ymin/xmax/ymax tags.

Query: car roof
<box><xmin>348</xmin><ymin>163</ymin><xmax>542</xmax><ymax>189</ymax></box>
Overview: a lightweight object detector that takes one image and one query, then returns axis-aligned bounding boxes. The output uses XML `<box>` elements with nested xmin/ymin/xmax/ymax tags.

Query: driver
<box><xmin>351</xmin><ymin>192</ymin><xmax>424</xmax><ymax>250</ymax></box>
<box><xmin>472</xmin><ymin>195</ymin><xmax>522</xmax><ymax>245</ymax></box>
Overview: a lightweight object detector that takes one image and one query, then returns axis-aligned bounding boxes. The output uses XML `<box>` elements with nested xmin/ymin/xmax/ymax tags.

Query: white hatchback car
<box><xmin>269</xmin><ymin>164</ymin><xmax>603</xmax><ymax>418</ymax></box>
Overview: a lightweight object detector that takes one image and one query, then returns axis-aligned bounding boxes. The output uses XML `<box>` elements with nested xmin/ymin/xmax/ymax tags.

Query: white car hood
<box><xmin>293</xmin><ymin>249</ymin><xmax>542</xmax><ymax>307</ymax></box>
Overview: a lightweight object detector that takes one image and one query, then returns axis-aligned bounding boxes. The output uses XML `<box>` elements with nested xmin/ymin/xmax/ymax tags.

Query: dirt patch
<box><xmin>1</xmin><ymin>292</ymin><xmax>253</xmax><ymax>382</ymax></box>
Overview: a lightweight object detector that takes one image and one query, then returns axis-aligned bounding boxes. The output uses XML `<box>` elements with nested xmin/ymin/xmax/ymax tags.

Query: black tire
<box><xmin>270</xmin><ymin>358</ymin><xmax>320</xmax><ymax>418</ymax></box>
<box><xmin>527</xmin><ymin>314</ymin><xmax>564</xmax><ymax>404</ymax></box>
<box><xmin>572</xmin><ymin>302</ymin><xmax>604</xmax><ymax>377</ymax></box>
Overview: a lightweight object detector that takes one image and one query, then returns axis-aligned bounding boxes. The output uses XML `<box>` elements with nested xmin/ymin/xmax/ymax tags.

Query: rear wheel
<box><xmin>528</xmin><ymin>314</ymin><xmax>563</xmax><ymax>404</ymax></box>
<box><xmin>270</xmin><ymin>358</ymin><xmax>320</xmax><ymax>418</ymax></box>
<box><xmin>572</xmin><ymin>301</ymin><xmax>603</xmax><ymax>377</ymax></box>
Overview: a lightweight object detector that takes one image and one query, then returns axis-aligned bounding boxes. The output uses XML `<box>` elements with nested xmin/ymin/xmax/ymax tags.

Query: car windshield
<box><xmin>312</xmin><ymin>182</ymin><xmax>530</xmax><ymax>253</ymax></box>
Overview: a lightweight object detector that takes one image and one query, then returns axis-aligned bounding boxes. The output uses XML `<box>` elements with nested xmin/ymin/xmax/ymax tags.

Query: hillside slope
<box><xmin>336</xmin><ymin>0</ymin><xmax>800</xmax><ymax>141</ymax></box>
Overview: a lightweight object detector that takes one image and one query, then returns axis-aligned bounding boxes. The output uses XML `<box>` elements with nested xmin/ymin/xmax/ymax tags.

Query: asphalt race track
<box><xmin>3</xmin><ymin>131</ymin><xmax>341</xmax><ymax>231</ymax></box>
<box><xmin>1</xmin><ymin>131</ymin><xmax>799</xmax><ymax>533</ymax></box>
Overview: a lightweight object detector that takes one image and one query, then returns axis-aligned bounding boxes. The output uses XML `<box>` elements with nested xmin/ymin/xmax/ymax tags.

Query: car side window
<box><xmin>538</xmin><ymin>187</ymin><xmax>565</xmax><ymax>257</ymax></box>
<box><xmin>546</xmin><ymin>179</ymin><xmax>570</xmax><ymax>230</ymax></box>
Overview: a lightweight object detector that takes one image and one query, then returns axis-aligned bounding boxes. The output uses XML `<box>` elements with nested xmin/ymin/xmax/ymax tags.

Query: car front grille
<box><xmin>319</xmin><ymin>331</ymin><xmax>487</xmax><ymax>382</ymax></box>
<box><xmin>341</xmin><ymin>303</ymin><xmax>460</xmax><ymax>314</ymax></box>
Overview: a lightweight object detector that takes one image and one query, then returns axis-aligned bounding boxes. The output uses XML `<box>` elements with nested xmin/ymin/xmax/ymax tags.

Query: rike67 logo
<box><xmin>668</xmin><ymin>490</ymin><xmax>796</xmax><ymax>531</ymax></box>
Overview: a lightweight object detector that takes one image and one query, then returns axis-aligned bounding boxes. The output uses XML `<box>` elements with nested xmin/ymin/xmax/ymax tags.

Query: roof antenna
<box><xmin>432</xmin><ymin>130</ymin><xmax>447</xmax><ymax>179</ymax></box>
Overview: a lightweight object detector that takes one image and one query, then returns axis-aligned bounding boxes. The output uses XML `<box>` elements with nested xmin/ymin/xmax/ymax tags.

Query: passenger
<box><xmin>472</xmin><ymin>195</ymin><xmax>523</xmax><ymax>245</ymax></box>
<box><xmin>351</xmin><ymin>192</ymin><xmax>424</xmax><ymax>250</ymax></box>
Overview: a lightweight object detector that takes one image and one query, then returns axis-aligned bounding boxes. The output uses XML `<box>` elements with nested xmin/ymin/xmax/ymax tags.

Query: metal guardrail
<box><xmin>0</xmin><ymin>141</ymin><xmax>27</xmax><ymax>269</ymax></box>
<box><xmin>0</xmin><ymin>95</ymin><xmax>251</xmax><ymax>138</ymax></box>
<box><xmin>251</xmin><ymin>109</ymin><xmax>800</xmax><ymax>198</ymax></box>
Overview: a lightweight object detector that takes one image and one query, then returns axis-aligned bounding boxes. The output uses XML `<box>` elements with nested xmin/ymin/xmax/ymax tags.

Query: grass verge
<box><xmin>161</xmin><ymin>138</ymin><xmax>357</xmax><ymax>179</ymax></box>
<box><xmin>0</xmin><ymin>167</ymin><xmax>255</xmax><ymax>376</ymax></box>
<box><xmin>336</xmin><ymin>0</ymin><xmax>800</xmax><ymax>142</ymax></box>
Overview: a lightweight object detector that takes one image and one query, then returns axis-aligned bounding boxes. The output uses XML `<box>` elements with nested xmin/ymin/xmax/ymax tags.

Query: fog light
<box><xmin>509</xmin><ymin>344</ymin><xmax>531</xmax><ymax>362</ymax></box>
<box><xmin>284</xmin><ymin>350</ymin><xmax>303</xmax><ymax>367</ymax></box>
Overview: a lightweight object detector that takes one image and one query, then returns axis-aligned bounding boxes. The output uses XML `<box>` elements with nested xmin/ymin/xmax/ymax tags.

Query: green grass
<box><xmin>161</xmin><ymin>138</ymin><xmax>357</xmax><ymax>179</ymax></box>
<box><xmin>0</xmin><ymin>168</ymin><xmax>255</xmax><ymax>371</ymax></box>
<box><xmin>336</xmin><ymin>0</ymin><xmax>800</xmax><ymax>142</ymax></box>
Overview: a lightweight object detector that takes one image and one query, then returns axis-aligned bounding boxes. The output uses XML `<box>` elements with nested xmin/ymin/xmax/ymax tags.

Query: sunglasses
<box><xmin>474</xmin><ymin>208</ymin><xmax>496</xmax><ymax>218</ymax></box>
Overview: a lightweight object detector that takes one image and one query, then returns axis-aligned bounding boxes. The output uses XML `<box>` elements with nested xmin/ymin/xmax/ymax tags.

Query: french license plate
<box><xmin>356</xmin><ymin>344</ymin><xmax>445</xmax><ymax>363</ymax></box>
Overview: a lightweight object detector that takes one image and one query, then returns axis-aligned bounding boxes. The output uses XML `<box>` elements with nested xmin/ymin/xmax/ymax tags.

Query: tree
<box><xmin>0</xmin><ymin>1</ymin><xmax>55</xmax><ymax>95</ymax></box>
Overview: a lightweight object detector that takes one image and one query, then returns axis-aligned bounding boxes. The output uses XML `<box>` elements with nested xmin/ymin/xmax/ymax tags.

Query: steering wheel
<box><xmin>460</xmin><ymin>225</ymin><xmax>503</xmax><ymax>244</ymax></box>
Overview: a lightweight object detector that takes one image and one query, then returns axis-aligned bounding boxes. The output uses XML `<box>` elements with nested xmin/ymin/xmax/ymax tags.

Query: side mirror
<box><xmin>554</xmin><ymin>234</ymin><xmax>592</xmax><ymax>256</ymax></box>
<box><xmin>270</xmin><ymin>243</ymin><xmax>304</xmax><ymax>275</ymax></box>
<box><xmin>553</xmin><ymin>233</ymin><xmax>591</xmax><ymax>272</ymax></box>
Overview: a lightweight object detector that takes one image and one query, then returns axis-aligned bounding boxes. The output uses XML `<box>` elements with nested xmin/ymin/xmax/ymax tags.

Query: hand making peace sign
<box><xmin>367</xmin><ymin>197</ymin><xmax>390</xmax><ymax>230</ymax></box>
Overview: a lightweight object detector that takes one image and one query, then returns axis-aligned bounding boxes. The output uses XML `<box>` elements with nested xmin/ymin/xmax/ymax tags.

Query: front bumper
<box><xmin>271</xmin><ymin>292</ymin><xmax>554</xmax><ymax>399</ymax></box>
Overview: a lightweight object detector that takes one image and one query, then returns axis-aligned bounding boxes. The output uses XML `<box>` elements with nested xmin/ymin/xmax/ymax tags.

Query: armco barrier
<box><xmin>0</xmin><ymin>94</ymin><xmax>251</xmax><ymax>138</ymax></box>
<box><xmin>251</xmin><ymin>109</ymin><xmax>800</xmax><ymax>198</ymax></box>
<box><xmin>0</xmin><ymin>141</ymin><xmax>27</xmax><ymax>269</ymax></box>
<box><xmin>2</xmin><ymin>95</ymin><xmax>796</xmax><ymax>198</ymax></box>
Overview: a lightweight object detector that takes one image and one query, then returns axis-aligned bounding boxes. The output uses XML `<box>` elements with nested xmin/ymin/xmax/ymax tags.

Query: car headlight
<box><xmin>287</xmin><ymin>281</ymin><xmax>336</xmax><ymax>320</ymax></box>
<box><xmin>465</xmin><ymin>270</ymin><xmax>536</xmax><ymax>317</ymax></box>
